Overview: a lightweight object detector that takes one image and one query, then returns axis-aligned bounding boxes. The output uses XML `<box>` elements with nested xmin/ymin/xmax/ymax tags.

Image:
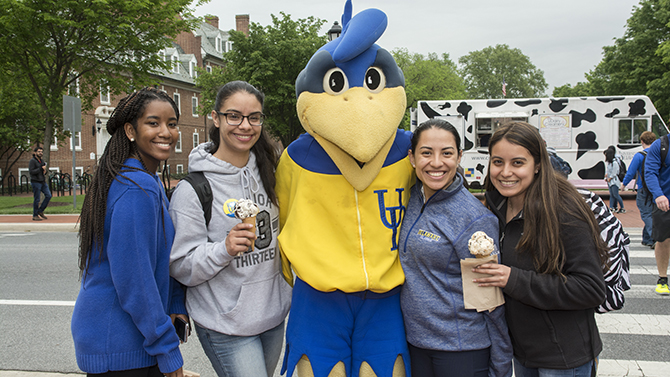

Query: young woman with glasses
<box><xmin>168</xmin><ymin>81</ymin><xmax>291</xmax><ymax>377</ymax></box>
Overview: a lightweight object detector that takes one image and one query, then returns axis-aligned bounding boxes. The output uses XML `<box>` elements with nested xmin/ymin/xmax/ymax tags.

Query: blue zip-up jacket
<box><xmin>399</xmin><ymin>174</ymin><xmax>512</xmax><ymax>377</ymax></box>
<box><xmin>622</xmin><ymin>147</ymin><xmax>650</xmax><ymax>188</ymax></box>
<box><xmin>644</xmin><ymin>136</ymin><xmax>670</xmax><ymax>200</ymax></box>
<box><xmin>72</xmin><ymin>158</ymin><xmax>186</xmax><ymax>374</ymax></box>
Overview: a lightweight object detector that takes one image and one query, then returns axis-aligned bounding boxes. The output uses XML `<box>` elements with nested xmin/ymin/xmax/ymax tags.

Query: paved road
<box><xmin>0</xmin><ymin>223</ymin><xmax>668</xmax><ymax>376</ymax></box>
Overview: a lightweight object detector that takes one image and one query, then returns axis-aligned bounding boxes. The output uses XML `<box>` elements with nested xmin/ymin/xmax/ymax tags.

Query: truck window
<box><xmin>652</xmin><ymin>114</ymin><xmax>669</xmax><ymax>137</ymax></box>
<box><xmin>618</xmin><ymin>118</ymin><xmax>647</xmax><ymax>144</ymax></box>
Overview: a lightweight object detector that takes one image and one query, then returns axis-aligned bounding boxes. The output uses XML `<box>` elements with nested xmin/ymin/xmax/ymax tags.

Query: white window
<box><xmin>69</xmin><ymin>132</ymin><xmax>82</xmax><ymax>151</ymax></box>
<box><xmin>18</xmin><ymin>168</ymin><xmax>29</xmax><ymax>185</ymax></box>
<box><xmin>173</xmin><ymin>93</ymin><xmax>181</xmax><ymax>114</ymax></box>
<box><xmin>68</xmin><ymin>72</ymin><xmax>80</xmax><ymax>96</ymax></box>
<box><xmin>159</xmin><ymin>50</ymin><xmax>166</xmax><ymax>61</ymax></box>
<box><xmin>176</xmin><ymin>164</ymin><xmax>184</xmax><ymax>174</ymax></box>
<box><xmin>192</xmin><ymin>96</ymin><xmax>198</xmax><ymax>117</ymax></box>
<box><xmin>100</xmin><ymin>85</ymin><xmax>110</xmax><ymax>104</ymax></box>
<box><xmin>215</xmin><ymin>36</ymin><xmax>222</xmax><ymax>52</ymax></box>
<box><xmin>189</xmin><ymin>61</ymin><xmax>197</xmax><ymax>78</ymax></box>
<box><xmin>225</xmin><ymin>40</ymin><xmax>233</xmax><ymax>52</ymax></box>
<box><xmin>206</xmin><ymin>65</ymin><xmax>212</xmax><ymax>73</ymax></box>
<box><xmin>172</xmin><ymin>55</ymin><xmax>179</xmax><ymax>74</ymax></box>
<box><xmin>175</xmin><ymin>131</ymin><xmax>182</xmax><ymax>153</ymax></box>
<box><xmin>51</xmin><ymin>136</ymin><xmax>58</xmax><ymax>151</ymax></box>
<box><xmin>193</xmin><ymin>132</ymin><xmax>200</xmax><ymax>149</ymax></box>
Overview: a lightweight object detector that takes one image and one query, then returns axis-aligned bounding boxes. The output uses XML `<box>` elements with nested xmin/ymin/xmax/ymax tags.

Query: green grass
<box><xmin>0</xmin><ymin>194</ymin><xmax>85</xmax><ymax>214</ymax></box>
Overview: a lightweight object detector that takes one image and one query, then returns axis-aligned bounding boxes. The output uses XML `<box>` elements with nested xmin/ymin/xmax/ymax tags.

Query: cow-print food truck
<box><xmin>412</xmin><ymin>96</ymin><xmax>670</xmax><ymax>189</ymax></box>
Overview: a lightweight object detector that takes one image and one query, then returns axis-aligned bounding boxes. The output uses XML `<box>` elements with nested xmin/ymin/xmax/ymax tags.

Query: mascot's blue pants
<box><xmin>281</xmin><ymin>278</ymin><xmax>410</xmax><ymax>377</ymax></box>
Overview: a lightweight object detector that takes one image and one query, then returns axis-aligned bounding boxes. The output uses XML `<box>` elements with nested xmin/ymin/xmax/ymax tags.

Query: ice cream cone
<box><xmin>240</xmin><ymin>216</ymin><xmax>256</xmax><ymax>255</ymax></box>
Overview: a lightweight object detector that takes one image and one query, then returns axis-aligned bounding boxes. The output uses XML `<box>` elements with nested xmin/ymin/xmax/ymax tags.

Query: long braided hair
<box><xmin>78</xmin><ymin>87</ymin><xmax>180</xmax><ymax>278</ymax></box>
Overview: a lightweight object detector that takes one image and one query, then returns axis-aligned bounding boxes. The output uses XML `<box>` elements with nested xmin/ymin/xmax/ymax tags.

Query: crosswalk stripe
<box><xmin>597</xmin><ymin>359</ymin><xmax>670</xmax><ymax>377</ymax></box>
<box><xmin>596</xmin><ymin>313</ymin><xmax>670</xmax><ymax>335</ymax></box>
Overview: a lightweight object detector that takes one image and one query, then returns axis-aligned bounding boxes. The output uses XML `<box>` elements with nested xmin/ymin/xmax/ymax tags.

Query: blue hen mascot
<box><xmin>276</xmin><ymin>1</ymin><xmax>414</xmax><ymax>376</ymax></box>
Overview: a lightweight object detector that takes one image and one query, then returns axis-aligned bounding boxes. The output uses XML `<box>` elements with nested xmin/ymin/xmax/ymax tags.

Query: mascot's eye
<box><xmin>323</xmin><ymin>68</ymin><xmax>349</xmax><ymax>95</ymax></box>
<box><xmin>364</xmin><ymin>67</ymin><xmax>386</xmax><ymax>94</ymax></box>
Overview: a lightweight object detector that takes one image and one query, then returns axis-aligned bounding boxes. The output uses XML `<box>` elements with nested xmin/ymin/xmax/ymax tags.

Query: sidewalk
<box><xmin>0</xmin><ymin>214</ymin><xmax>79</xmax><ymax>232</ymax></box>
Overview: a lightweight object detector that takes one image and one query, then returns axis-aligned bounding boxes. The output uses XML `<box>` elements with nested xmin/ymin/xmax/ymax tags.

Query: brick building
<box><xmin>4</xmin><ymin>14</ymin><xmax>249</xmax><ymax>186</ymax></box>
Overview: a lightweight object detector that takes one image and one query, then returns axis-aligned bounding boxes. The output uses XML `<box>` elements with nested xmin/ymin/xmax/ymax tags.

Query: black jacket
<box><xmin>29</xmin><ymin>155</ymin><xmax>46</xmax><ymax>183</ymax></box>
<box><xmin>485</xmin><ymin>189</ymin><xmax>606</xmax><ymax>369</ymax></box>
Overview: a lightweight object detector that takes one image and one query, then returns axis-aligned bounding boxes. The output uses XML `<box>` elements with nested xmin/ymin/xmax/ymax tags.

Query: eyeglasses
<box><xmin>215</xmin><ymin>111</ymin><xmax>265</xmax><ymax>126</ymax></box>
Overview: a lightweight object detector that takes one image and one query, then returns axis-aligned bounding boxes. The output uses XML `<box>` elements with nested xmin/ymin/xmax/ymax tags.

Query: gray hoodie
<box><xmin>169</xmin><ymin>142</ymin><xmax>291</xmax><ymax>336</ymax></box>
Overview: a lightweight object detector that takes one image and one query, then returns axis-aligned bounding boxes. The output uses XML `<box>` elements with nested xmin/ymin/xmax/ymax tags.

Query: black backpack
<box><xmin>166</xmin><ymin>171</ymin><xmax>213</xmax><ymax>226</ymax></box>
<box><xmin>615</xmin><ymin>157</ymin><xmax>627</xmax><ymax>182</ymax></box>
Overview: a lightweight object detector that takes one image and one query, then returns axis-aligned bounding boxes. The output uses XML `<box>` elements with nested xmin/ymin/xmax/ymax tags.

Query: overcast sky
<box><xmin>193</xmin><ymin>0</ymin><xmax>641</xmax><ymax>95</ymax></box>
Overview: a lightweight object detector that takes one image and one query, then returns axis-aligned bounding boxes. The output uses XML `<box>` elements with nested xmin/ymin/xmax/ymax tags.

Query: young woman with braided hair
<box><xmin>72</xmin><ymin>87</ymin><xmax>187</xmax><ymax>377</ymax></box>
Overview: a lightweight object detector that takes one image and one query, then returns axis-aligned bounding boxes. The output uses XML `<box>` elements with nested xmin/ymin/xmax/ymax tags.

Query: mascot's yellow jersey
<box><xmin>276</xmin><ymin>129</ymin><xmax>415</xmax><ymax>293</ymax></box>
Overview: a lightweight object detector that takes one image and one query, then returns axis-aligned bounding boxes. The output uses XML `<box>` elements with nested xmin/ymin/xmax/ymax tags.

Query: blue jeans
<box><xmin>608</xmin><ymin>185</ymin><xmax>624</xmax><ymax>211</ymax></box>
<box><xmin>31</xmin><ymin>181</ymin><xmax>52</xmax><ymax>216</ymax></box>
<box><xmin>637</xmin><ymin>188</ymin><xmax>655</xmax><ymax>244</ymax></box>
<box><xmin>194</xmin><ymin>320</ymin><xmax>285</xmax><ymax>377</ymax></box>
<box><xmin>513</xmin><ymin>358</ymin><xmax>594</xmax><ymax>377</ymax></box>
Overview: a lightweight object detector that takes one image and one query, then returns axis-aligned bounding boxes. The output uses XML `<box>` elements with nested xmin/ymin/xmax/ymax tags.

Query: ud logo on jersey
<box><xmin>374</xmin><ymin>188</ymin><xmax>405</xmax><ymax>251</ymax></box>
<box><xmin>223</xmin><ymin>198</ymin><xmax>238</xmax><ymax>218</ymax></box>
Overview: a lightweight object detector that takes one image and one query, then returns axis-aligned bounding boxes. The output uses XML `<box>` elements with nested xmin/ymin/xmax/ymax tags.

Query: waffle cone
<box><xmin>240</xmin><ymin>216</ymin><xmax>256</xmax><ymax>255</ymax></box>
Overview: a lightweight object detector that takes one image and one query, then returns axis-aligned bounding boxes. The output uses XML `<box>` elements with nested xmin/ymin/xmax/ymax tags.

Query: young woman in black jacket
<box><xmin>473</xmin><ymin>122</ymin><xmax>609</xmax><ymax>377</ymax></box>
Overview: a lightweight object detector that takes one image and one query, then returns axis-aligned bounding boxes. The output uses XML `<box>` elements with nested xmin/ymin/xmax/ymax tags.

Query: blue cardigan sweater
<box><xmin>71</xmin><ymin>158</ymin><xmax>186</xmax><ymax>374</ymax></box>
<box><xmin>644</xmin><ymin>136</ymin><xmax>670</xmax><ymax>199</ymax></box>
<box><xmin>399</xmin><ymin>174</ymin><xmax>512</xmax><ymax>377</ymax></box>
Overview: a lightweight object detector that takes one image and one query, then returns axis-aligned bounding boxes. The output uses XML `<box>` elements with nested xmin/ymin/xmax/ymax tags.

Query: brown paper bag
<box><xmin>460</xmin><ymin>255</ymin><xmax>505</xmax><ymax>312</ymax></box>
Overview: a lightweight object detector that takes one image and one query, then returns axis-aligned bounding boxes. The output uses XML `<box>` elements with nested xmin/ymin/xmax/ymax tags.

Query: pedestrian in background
<box><xmin>399</xmin><ymin>119</ymin><xmax>512</xmax><ymax>377</ymax></box>
<box><xmin>169</xmin><ymin>81</ymin><xmax>291</xmax><ymax>377</ymax></box>
<box><xmin>604</xmin><ymin>146</ymin><xmax>625</xmax><ymax>213</ymax></box>
<box><xmin>28</xmin><ymin>146</ymin><xmax>51</xmax><ymax>221</ymax></box>
<box><xmin>71</xmin><ymin>87</ymin><xmax>187</xmax><ymax>377</ymax></box>
<box><xmin>475</xmin><ymin>122</ymin><xmax>608</xmax><ymax>377</ymax></box>
<box><xmin>643</xmin><ymin>132</ymin><xmax>670</xmax><ymax>295</ymax></box>
<box><xmin>622</xmin><ymin>131</ymin><xmax>657</xmax><ymax>248</ymax></box>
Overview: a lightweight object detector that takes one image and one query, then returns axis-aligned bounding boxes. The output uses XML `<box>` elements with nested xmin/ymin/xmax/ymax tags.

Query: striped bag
<box><xmin>577</xmin><ymin>188</ymin><xmax>631</xmax><ymax>313</ymax></box>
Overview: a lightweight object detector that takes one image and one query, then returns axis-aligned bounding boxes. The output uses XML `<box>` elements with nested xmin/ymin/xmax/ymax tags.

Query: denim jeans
<box><xmin>194</xmin><ymin>320</ymin><xmax>285</xmax><ymax>377</ymax></box>
<box><xmin>637</xmin><ymin>188</ymin><xmax>655</xmax><ymax>244</ymax></box>
<box><xmin>513</xmin><ymin>358</ymin><xmax>594</xmax><ymax>377</ymax></box>
<box><xmin>31</xmin><ymin>181</ymin><xmax>52</xmax><ymax>216</ymax></box>
<box><xmin>608</xmin><ymin>184</ymin><xmax>624</xmax><ymax>211</ymax></box>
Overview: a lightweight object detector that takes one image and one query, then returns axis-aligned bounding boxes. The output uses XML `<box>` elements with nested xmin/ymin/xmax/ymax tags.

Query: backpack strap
<box><xmin>181</xmin><ymin>171</ymin><xmax>213</xmax><ymax>227</ymax></box>
<box><xmin>661</xmin><ymin>134</ymin><xmax>669</xmax><ymax>168</ymax></box>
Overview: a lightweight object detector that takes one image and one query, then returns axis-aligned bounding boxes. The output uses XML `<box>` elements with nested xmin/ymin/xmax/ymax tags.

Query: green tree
<box><xmin>0</xmin><ymin>0</ymin><xmax>206</xmax><ymax>167</ymax></box>
<box><xmin>458</xmin><ymin>44</ymin><xmax>547</xmax><ymax>99</ymax></box>
<box><xmin>582</xmin><ymin>0</ymin><xmax>670</xmax><ymax>119</ymax></box>
<box><xmin>552</xmin><ymin>82</ymin><xmax>594</xmax><ymax>98</ymax></box>
<box><xmin>392</xmin><ymin>48</ymin><xmax>466</xmax><ymax>128</ymax></box>
<box><xmin>196</xmin><ymin>12</ymin><xmax>327</xmax><ymax>147</ymax></box>
<box><xmin>0</xmin><ymin>64</ymin><xmax>43</xmax><ymax>177</ymax></box>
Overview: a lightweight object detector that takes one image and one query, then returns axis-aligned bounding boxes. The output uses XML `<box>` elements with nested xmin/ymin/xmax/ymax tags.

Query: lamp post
<box><xmin>327</xmin><ymin>21</ymin><xmax>342</xmax><ymax>41</ymax></box>
<box><xmin>96</xmin><ymin>118</ymin><xmax>102</xmax><ymax>134</ymax></box>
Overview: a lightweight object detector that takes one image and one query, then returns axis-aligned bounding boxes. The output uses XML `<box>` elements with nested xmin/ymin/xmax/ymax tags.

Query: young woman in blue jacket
<box><xmin>72</xmin><ymin>88</ymin><xmax>187</xmax><ymax>377</ymax></box>
<box><xmin>399</xmin><ymin>119</ymin><xmax>512</xmax><ymax>377</ymax></box>
<box><xmin>474</xmin><ymin>122</ymin><xmax>609</xmax><ymax>377</ymax></box>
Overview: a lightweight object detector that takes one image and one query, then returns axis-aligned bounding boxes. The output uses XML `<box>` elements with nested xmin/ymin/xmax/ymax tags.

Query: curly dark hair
<box><xmin>77</xmin><ymin>87</ymin><xmax>179</xmax><ymax>278</ymax></box>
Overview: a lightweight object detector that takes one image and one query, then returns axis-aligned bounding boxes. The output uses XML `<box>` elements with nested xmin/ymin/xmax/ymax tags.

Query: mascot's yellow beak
<box><xmin>297</xmin><ymin>86</ymin><xmax>406</xmax><ymax>191</ymax></box>
<box><xmin>297</xmin><ymin>86</ymin><xmax>406</xmax><ymax>164</ymax></box>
